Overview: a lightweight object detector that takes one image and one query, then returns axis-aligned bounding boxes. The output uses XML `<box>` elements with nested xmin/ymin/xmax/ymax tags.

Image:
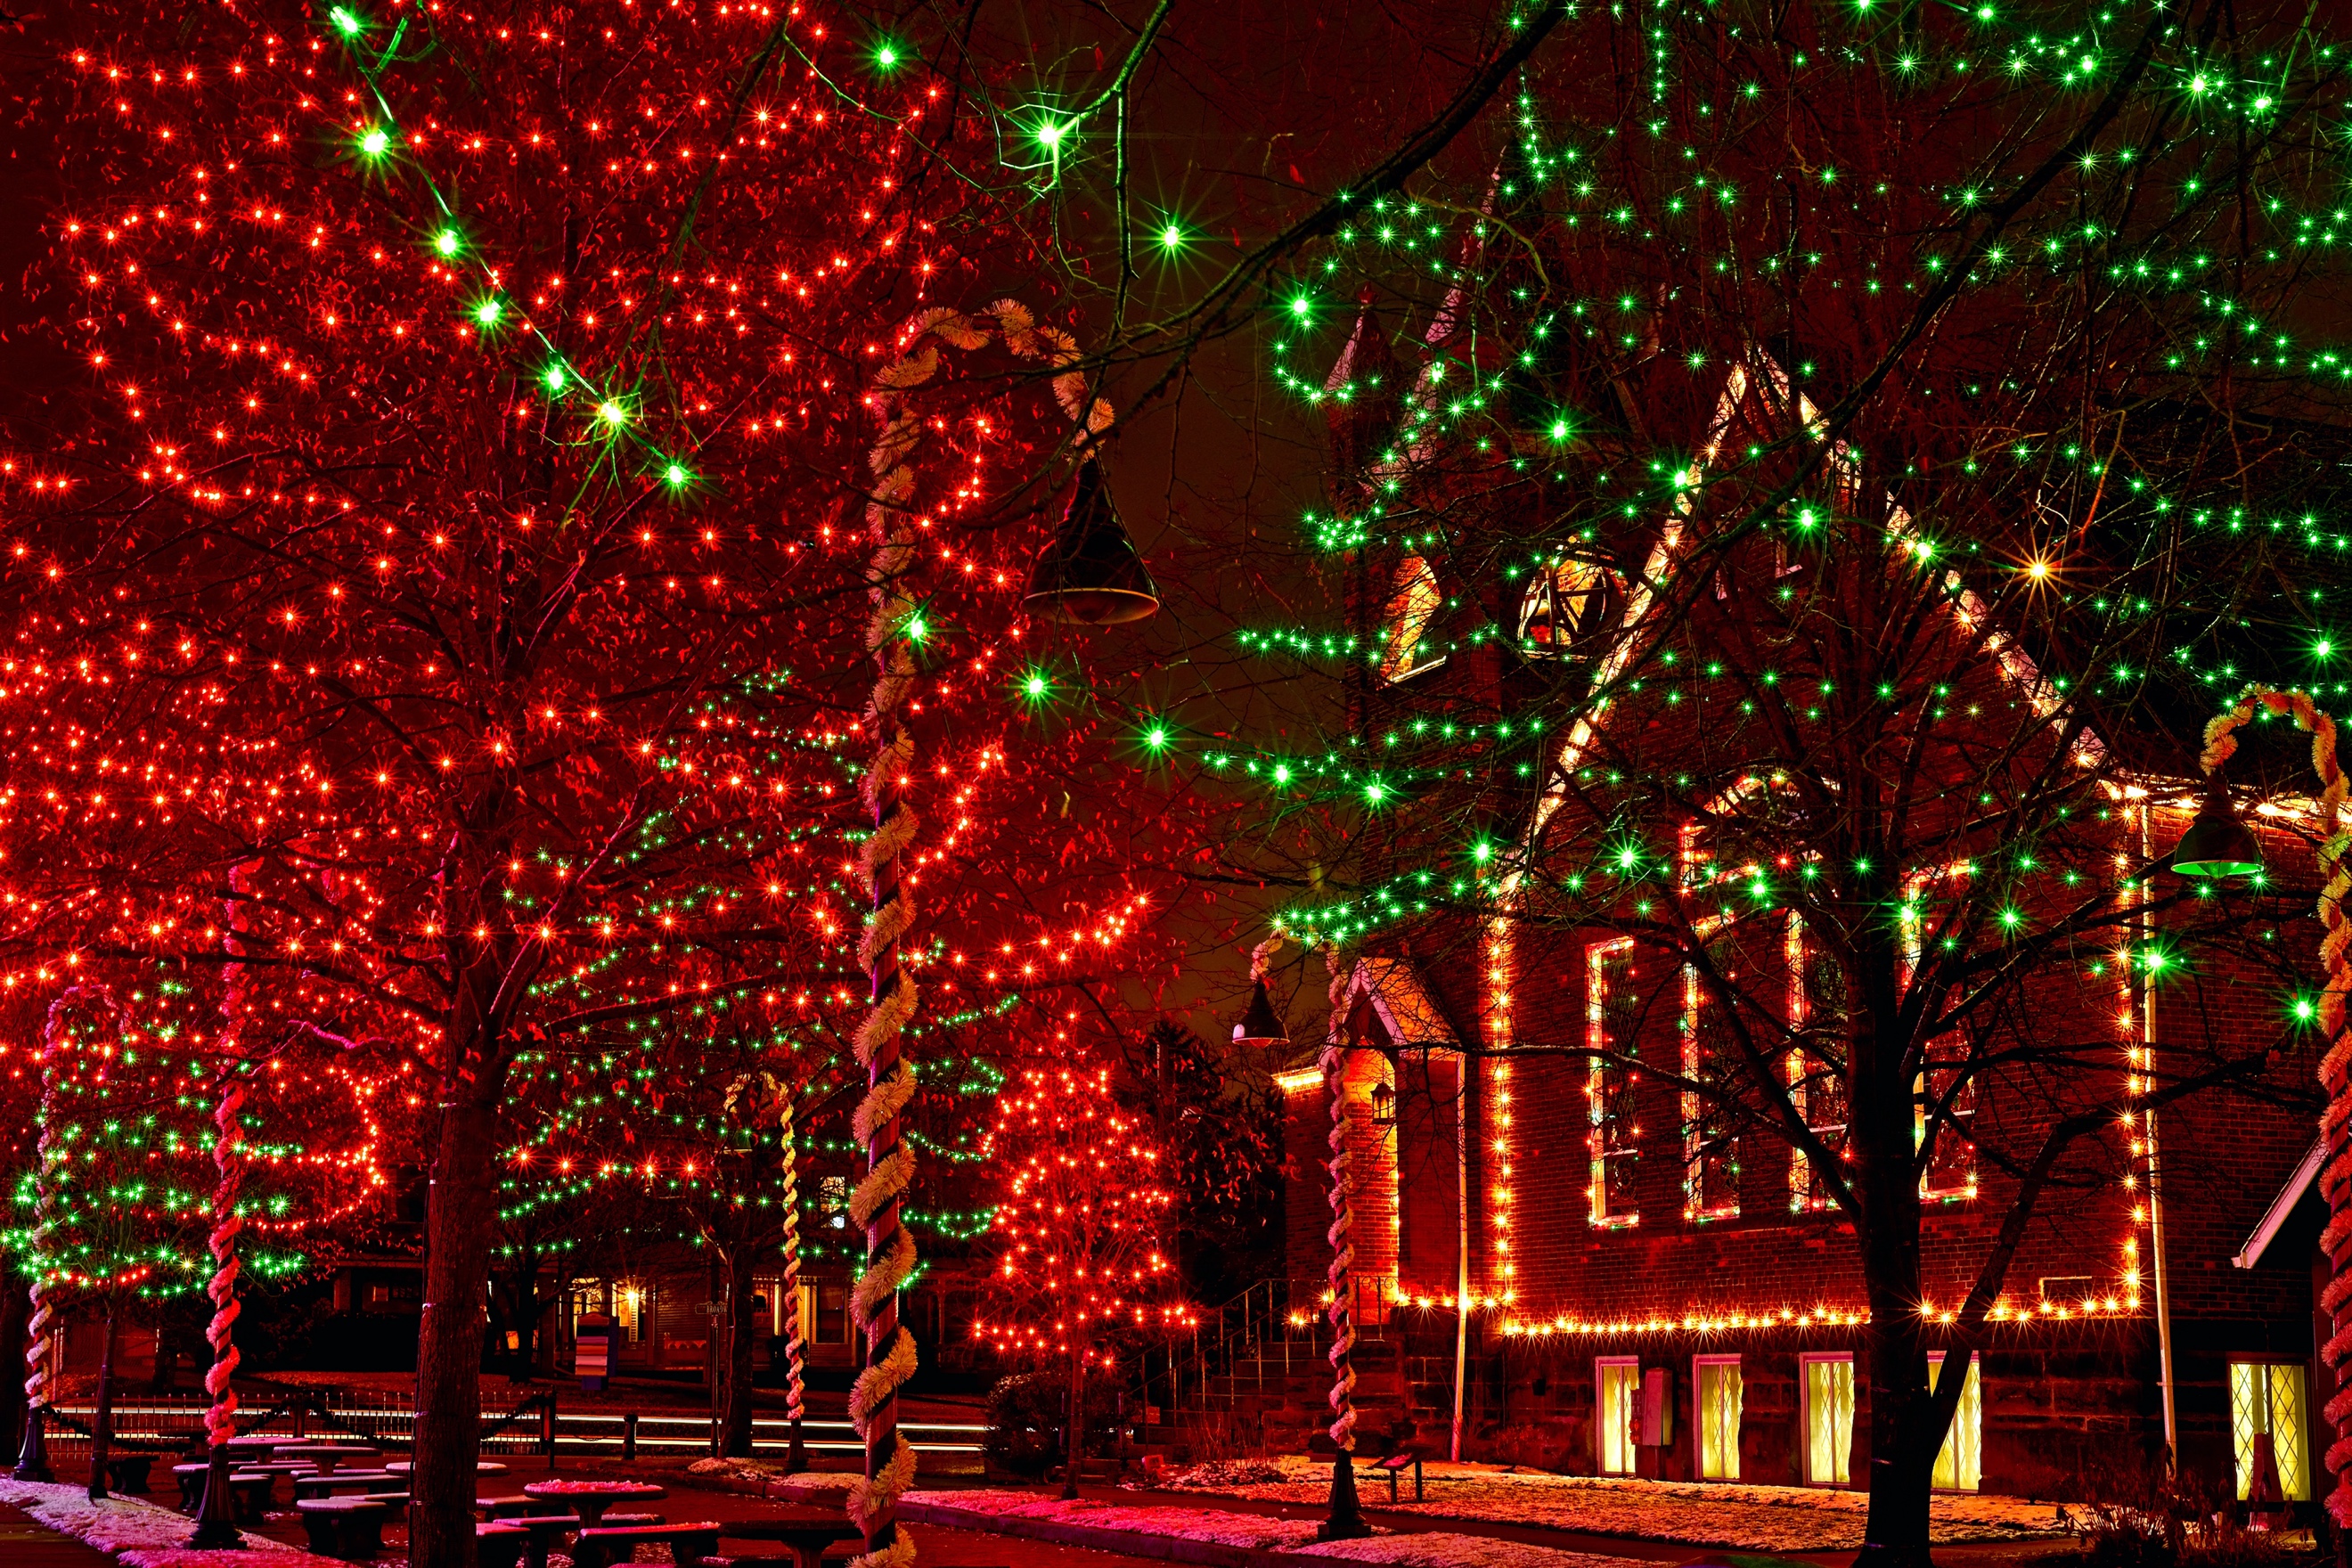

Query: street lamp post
<box><xmin>2168</xmin><ymin>688</ymin><xmax>2348</xmax><ymax>1520</ymax></box>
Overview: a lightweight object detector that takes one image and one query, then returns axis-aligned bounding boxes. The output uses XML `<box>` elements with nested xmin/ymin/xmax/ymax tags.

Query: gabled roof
<box><xmin>1339</xmin><ymin>955</ymin><xmax>1462</xmax><ymax>1050</ymax></box>
<box><xmin>1505</xmin><ymin>350</ymin><xmax>2112</xmax><ymax>901</ymax></box>
<box><xmin>2234</xmin><ymin>1138</ymin><xmax>2324</xmax><ymax>1270</ymax></box>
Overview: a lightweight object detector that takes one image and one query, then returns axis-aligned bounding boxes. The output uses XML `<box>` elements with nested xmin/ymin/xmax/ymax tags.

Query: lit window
<box><xmin>1588</xmin><ymin>943</ymin><xmax>1642</xmax><ymax>1227</ymax></box>
<box><xmin>1682</xmin><ymin>941</ymin><xmax>1741</xmax><ymax>1221</ymax></box>
<box><xmin>616</xmin><ymin>1282</ymin><xmax>649</xmax><ymax>1343</ymax></box>
<box><xmin>1517</xmin><ymin>555</ymin><xmax>1608</xmax><ymax>656</ymax></box>
<box><xmin>1695</xmin><ymin>1356</ymin><xmax>1742</xmax><ymax>1480</ymax></box>
<box><xmin>1596</xmin><ymin>1358</ymin><xmax>1639</xmax><ymax>1475</ymax></box>
<box><xmin>1899</xmin><ymin>878</ymin><xmax>1977</xmax><ymax>1199</ymax></box>
<box><xmin>1788</xmin><ymin>917</ymin><xmax>1849</xmax><ymax>1211</ymax></box>
<box><xmin>2230</xmin><ymin>1360</ymin><xmax>2310</xmax><ymax>1501</ymax></box>
<box><xmin>1378</xmin><ymin>555</ymin><xmax>1445</xmax><ymax>683</ymax></box>
<box><xmin>1929</xmin><ymin>1352</ymin><xmax>1981</xmax><ymax>1491</ymax></box>
<box><xmin>1801</xmin><ymin>1353</ymin><xmax>1854</xmax><ymax>1486</ymax></box>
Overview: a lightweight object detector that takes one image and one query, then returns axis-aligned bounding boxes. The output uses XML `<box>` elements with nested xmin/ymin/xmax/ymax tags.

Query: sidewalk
<box><xmin>862</xmin><ymin>1474</ymin><xmax>2085</xmax><ymax>1568</ymax></box>
<box><xmin>1126</xmin><ymin>1459</ymin><xmax>2074</xmax><ymax>1555</ymax></box>
<box><xmin>898</xmin><ymin>1489</ymin><xmax>1670</xmax><ymax>1568</ymax></box>
<box><xmin>0</xmin><ymin>1502</ymin><xmax>117</xmax><ymax>1568</ymax></box>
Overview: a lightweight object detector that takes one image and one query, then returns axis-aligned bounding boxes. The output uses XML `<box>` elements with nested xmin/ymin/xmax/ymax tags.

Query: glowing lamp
<box><xmin>2168</xmin><ymin>780</ymin><xmax>2262</xmax><ymax>880</ymax></box>
<box><xmin>1369</xmin><ymin>1081</ymin><xmax>1395</xmax><ymax>1126</ymax></box>
<box><xmin>1231</xmin><ymin>978</ymin><xmax>1286</xmax><ymax>1048</ymax></box>
<box><xmin>1024</xmin><ymin>458</ymin><xmax>1158</xmax><ymax>626</ymax></box>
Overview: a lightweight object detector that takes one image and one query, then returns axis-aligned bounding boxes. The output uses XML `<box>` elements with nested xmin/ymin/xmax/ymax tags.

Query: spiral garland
<box><xmin>780</xmin><ymin>1095</ymin><xmax>807</xmax><ymax>1465</ymax></box>
<box><xmin>18</xmin><ymin>1113</ymin><xmax>56</xmax><ymax>1419</ymax></box>
<box><xmin>15</xmin><ymin>997</ymin><xmax>72</xmax><ymax>1469</ymax></box>
<box><xmin>2200</xmin><ymin>688</ymin><xmax>2352</xmax><ymax>1526</ymax></box>
<box><xmin>203</xmin><ymin>872</ymin><xmax>255</xmax><ymax>1452</ymax></box>
<box><xmin>1317</xmin><ymin>943</ymin><xmax>1369</xmax><ymax>1539</ymax></box>
<box><xmin>846</xmin><ymin>299</ymin><xmax>1108</xmax><ymax>1568</ymax></box>
<box><xmin>1319</xmin><ymin>945</ymin><xmax>1358</xmax><ymax>1457</ymax></box>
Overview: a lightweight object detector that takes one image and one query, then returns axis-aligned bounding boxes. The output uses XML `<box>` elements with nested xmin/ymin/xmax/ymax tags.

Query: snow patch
<box><xmin>903</xmin><ymin>1489</ymin><xmax>1651</xmax><ymax>1568</ymax></box>
<box><xmin>1297</xmin><ymin>1536</ymin><xmax>1645</xmax><ymax>1568</ymax></box>
<box><xmin>0</xmin><ymin>1477</ymin><xmax>332</xmax><ymax>1564</ymax></box>
<box><xmin>1137</xmin><ymin>1458</ymin><xmax>2070</xmax><ymax>1551</ymax></box>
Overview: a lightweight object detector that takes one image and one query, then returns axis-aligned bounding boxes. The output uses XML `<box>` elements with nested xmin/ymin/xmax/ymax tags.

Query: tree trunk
<box><xmin>409</xmin><ymin>1060</ymin><xmax>506</xmax><ymax>1568</ymax></box>
<box><xmin>1062</xmin><ymin>1341</ymin><xmax>1087</xmax><ymax>1501</ymax></box>
<box><xmin>717</xmin><ymin>1246</ymin><xmax>758</xmax><ymax>1458</ymax></box>
<box><xmin>1853</xmin><ymin>1066</ymin><xmax>1939</xmax><ymax>1567</ymax></box>
<box><xmin>88</xmin><ymin>1306</ymin><xmax>118</xmax><ymax>1501</ymax></box>
<box><xmin>0</xmin><ymin>1278</ymin><xmax>28</xmax><ymax>1458</ymax></box>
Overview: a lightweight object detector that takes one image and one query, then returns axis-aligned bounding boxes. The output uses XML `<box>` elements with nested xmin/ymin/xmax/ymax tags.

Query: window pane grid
<box><xmin>1697</xmin><ymin>1359</ymin><xmax>1741</xmax><ymax>1480</ymax></box>
<box><xmin>1929</xmin><ymin>1354</ymin><xmax>1980</xmax><ymax>1491</ymax></box>
<box><xmin>1803</xmin><ymin>1356</ymin><xmax>1852</xmax><ymax>1487</ymax></box>
<box><xmin>2232</xmin><ymin>1360</ymin><xmax>2311</xmax><ymax>1502</ymax></box>
<box><xmin>1597</xmin><ymin>1360</ymin><xmax>1638</xmax><ymax>1476</ymax></box>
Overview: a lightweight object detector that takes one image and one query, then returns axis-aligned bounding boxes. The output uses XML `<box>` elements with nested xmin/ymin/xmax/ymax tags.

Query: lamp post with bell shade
<box><xmin>1024</xmin><ymin>457</ymin><xmax>1159</xmax><ymax>626</ymax></box>
<box><xmin>2170</xmin><ymin>688</ymin><xmax>2352</xmax><ymax>1517</ymax></box>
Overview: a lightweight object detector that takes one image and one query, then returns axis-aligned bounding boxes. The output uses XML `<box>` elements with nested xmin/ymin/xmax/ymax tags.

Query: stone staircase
<box><xmin>1146</xmin><ymin>1337</ymin><xmax>1426</xmax><ymax>1456</ymax></box>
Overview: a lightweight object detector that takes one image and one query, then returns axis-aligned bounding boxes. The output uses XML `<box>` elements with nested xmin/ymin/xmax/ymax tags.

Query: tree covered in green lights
<box><xmin>1154</xmin><ymin>2</ymin><xmax>2352</xmax><ymax>1555</ymax></box>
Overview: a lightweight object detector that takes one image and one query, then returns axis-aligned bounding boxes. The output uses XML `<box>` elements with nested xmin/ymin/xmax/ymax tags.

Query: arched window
<box><xmin>1518</xmin><ymin>555</ymin><xmax>1609</xmax><ymax>656</ymax></box>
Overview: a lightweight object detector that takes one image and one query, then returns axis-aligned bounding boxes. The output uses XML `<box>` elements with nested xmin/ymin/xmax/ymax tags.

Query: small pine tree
<box><xmin>976</xmin><ymin>1064</ymin><xmax>1192</xmax><ymax>1497</ymax></box>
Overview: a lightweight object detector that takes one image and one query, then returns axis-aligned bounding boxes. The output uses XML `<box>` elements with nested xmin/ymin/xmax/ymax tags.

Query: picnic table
<box><xmin>503</xmin><ymin>1511</ymin><xmax>585</xmax><ymax>1568</ymax></box>
<box><xmin>296</xmin><ymin>1497</ymin><xmax>388</xmax><ymax>1560</ymax></box>
<box><xmin>293</xmin><ymin>1469</ymin><xmax>399</xmax><ymax>1501</ymax></box>
<box><xmin>572</xmin><ymin>1519</ymin><xmax>719</xmax><ymax>1568</ymax></box>
<box><xmin>225</xmin><ymin>1471</ymin><xmax>277</xmax><ymax>1524</ymax></box>
<box><xmin>520</xmin><ymin>1479</ymin><xmax>665</xmax><ymax>1527</ymax></box>
<box><xmin>720</xmin><ymin>1513</ymin><xmax>862</xmax><ymax>1568</ymax></box>
<box><xmin>387</xmin><ymin>1458</ymin><xmax>510</xmax><ymax>1477</ymax></box>
<box><xmin>274</xmin><ymin>1444</ymin><xmax>380</xmax><ymax>1474</ymax></box>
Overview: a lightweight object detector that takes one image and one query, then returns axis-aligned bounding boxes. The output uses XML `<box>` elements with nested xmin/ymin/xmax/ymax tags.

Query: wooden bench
<box><xmin>572</xmin><ymin>1520</ymin><xmax>723</xmax><ymax>1568</ymax></box>
<box><xmin>297</xmin><ymin>1498</ymin><xmax>388</xmax><ymax>1560</ymax></box>
<box><xmin>227</xmin><ymin>1472</ymin><xmax>277</xmax><ymax>1524</ymax></box>
<box><xmin>172</xmin><ymin>1462</ymin><xmax>212</xmax><ymax>1512</ymax></box>
<box><xmin>478</xmin><ymin>1523</ymin><xmax>531</xmax><ymax>1568</ymax></box>
<box><xmin>1373</xmin><ymin>1448</ymin><xmax>1425</xmax><ymax>1504</ymax></box>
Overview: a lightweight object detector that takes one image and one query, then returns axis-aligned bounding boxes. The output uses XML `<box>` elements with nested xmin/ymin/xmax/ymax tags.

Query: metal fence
<box><xmin>37</xmin><ymin>1388</ymin><xmax>983</xmax><ymax>1465</ymax></box>
<box><xmin>1147</xmin><ymin>1275</ymin><xmax>1393</xmax><ymax>1420</ymax></box>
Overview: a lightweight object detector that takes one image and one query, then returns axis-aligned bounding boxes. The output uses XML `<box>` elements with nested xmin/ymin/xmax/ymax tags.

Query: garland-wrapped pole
<box><xmin>846</xmin><ymin>301</ymin><xmax>1107</xmax><ymax>1567</ymax></box>
<box><xmin>2198</xmin><ymin>690</ymin><xmax>2352</xmax><ymax>1531</ymax></box>
<box><xmin>1317</xmin><ymin>943</ymin><xmax>1369</xmax><ymax>1542</ymax></box>
<box><xmin>10</xmin><ymin>996</ymin><xmax>73</xmax><ymax>1483</ymax></box>
<box><xmin>781</xmin><ymin>1094</ymin><xmax>808</xmax><ymax>1474</ymax></box>
<box><xmin>191</xmin><ymin>868</ymin><xmax>253</xmax><ymax>1549</ymax></box>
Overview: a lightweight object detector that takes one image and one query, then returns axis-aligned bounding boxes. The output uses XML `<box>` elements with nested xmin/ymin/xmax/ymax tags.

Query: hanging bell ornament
<box><xmin>1024</xmin><ymin>457</ymin><xmax>1159</xmax><ymax>626</ymax></box>
<box><xmin>2168</xmin><ymin>778</ymin><xmax>2264</xmax><ymax>881</ymax></box>
<box><xmin>1232</xmin><ymin>978</ymin><xmax>1288</xmax><ymax>1049</ymax></box>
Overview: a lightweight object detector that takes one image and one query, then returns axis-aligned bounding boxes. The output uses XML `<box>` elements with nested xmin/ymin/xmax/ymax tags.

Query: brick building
<box><xmin>1272</xmin><ymin>350</ymin><xmax>2333</xmax><ymax>1513</ymax></box>
<box><xmin>1284</xmin><ymin>911</ymin><xmax>2324</xmax><ymax>1507</ymax></box>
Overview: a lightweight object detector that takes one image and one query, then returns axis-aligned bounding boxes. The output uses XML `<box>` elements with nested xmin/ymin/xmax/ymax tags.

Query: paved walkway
<box><xmin>40</xmin><ymin>1459</ymin><xmax>1166</xmax><ymax>1567</ymax></box>
<box><xmin>0</xmin><ymin>1503</ymin><xmax>124</xmax><ymax>1567</ymax></box>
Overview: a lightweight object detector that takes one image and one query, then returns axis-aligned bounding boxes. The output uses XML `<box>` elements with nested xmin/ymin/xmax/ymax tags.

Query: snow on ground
<box><xmin>905</xmin><ymin>1489</ymin><xmax>1653</xmax><ymax>1568</ymax></box>
<box><xmin>0</xmin><ymin>1476</ymin><xmax>335</xmax><ymax>1565</ymax></box>
<box><xmin>1141</xmin><ymin>1457</ymin><xmax>2073</xmax><ymax>1552</ymax></box>
<box><xmin>1294</xmin><ymin>1533</ymin><xmax>1660</xmax><ymax>1568</ymax></box>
